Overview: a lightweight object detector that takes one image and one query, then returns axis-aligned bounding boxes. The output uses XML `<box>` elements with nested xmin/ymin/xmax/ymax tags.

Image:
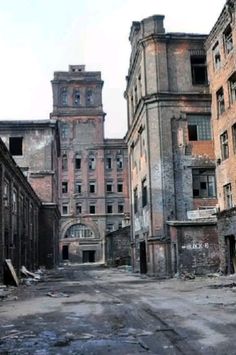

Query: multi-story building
<box><xmin>205</xmin><ymin>0</ymin><xmax>236</xmax><ymax>274</ymax></box>
<box><xmin>125</xmin><ymin>15</ymin><xmax>219</xmax><ymax>277</ymax></box>
<box><xmin>0</xmin><ymin>137</ymin><xmax>41</xmax><ymax>281</ymax></box>
<box><xmin>51</xmin><ymin>65</ymin><xmax>129</xmax><ymax>263</ymax></box>
<box><xmin>0</xmin><ymin>120</ymin><xmax>61</xmax><ymax>268</ymax></box>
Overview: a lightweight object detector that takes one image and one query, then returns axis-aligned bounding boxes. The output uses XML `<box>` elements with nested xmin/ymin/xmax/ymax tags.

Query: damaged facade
<box><xmin>50</xmin><ymin>65</ymin><xmax>129</xmax><ymax>263</ymax></box>
<box><xmin>125</xmin><ymin>15</ymin><xmax>219</xmax><ymax>276</ymax></box>
<box><xmin>0</xmin><ymin>120</ymin><xmax>61</xmax><ymax>269</ymax></box>
<box><xmin>205</xmin><ymin>0</ymin><xmax>236</xmax><ymax>274</ymax></box>
<box><xmin>0</xmin><ymin>137</ymin><xmax>41</xmax><ymax>281</ymax></box>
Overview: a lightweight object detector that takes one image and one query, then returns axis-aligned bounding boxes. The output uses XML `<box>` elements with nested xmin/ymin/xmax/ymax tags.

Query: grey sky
<box><xmin>0</xmin><ymin>0</ymin><xmax>225</xmax><ymax>138</ymax></box>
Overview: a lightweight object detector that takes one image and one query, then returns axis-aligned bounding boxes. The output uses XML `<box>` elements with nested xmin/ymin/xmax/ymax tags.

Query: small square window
<box><xmin>62</xmin><ymin>204</ymin><xmax>69</xmax><ymax>215</ymax></box>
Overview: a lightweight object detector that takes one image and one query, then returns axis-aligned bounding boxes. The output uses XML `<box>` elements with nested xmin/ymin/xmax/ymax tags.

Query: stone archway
<box><xmin>64</xmin><ymin>223</ymin><xmax>95</xmax><ymax>239</ymax></box>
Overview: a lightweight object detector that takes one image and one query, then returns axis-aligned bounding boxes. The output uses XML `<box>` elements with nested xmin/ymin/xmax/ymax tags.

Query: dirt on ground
<box><xmin>0</xmin><ymin>264</ymin><xmax>236</xmax><ymax>354</ymax></box>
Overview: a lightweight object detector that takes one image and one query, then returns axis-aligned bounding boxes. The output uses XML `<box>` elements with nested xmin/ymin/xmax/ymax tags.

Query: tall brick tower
<box><xmin>51</xmin><ymin>65</ymin><xmax>129</xmax><ymax>263</ymax></box>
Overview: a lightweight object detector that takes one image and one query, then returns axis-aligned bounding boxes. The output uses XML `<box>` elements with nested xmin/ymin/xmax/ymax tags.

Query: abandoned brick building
<box><xmin>125</xmin><ymin>15</ymin><xmax>219</xmax><ymax>277</ymax></box>
<box><xmin>206</xmin><ymin>0</ymin><xmax>236</xmax><ymax>274</ymax></box>
<box><xmin>50</xmin><ymin>65</ymin><xmax>130</xmax><ymax>263</ymax></box>
<box><xmin>0</xmin><ymin>120</ymin><xmax>61</xmax><ymax>269</ymax></box>
<box><xmin>0</xmin><ymin>137</ymin><xmax>40</xmax><ymax>281</ymax></box>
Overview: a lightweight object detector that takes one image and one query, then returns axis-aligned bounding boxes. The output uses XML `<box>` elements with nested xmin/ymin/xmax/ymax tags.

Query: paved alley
<box><xmin>0</xmin><ymin>265</ymin><xmax>236</xmax><ymax>354</ymax></box>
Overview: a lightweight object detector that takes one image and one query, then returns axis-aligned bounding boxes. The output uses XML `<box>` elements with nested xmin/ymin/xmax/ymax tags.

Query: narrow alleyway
<box><xmin>0</xmin><ymin>265</ymin><xmax>236</xmax><ymax>355</ymax></box>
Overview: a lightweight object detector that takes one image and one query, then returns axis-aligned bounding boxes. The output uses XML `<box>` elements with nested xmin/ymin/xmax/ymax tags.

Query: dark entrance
<box><xmin>225</xmin><ymin>235</ymin><xmax>235</xmax><ymax>274</ymax></box>
<box><xmin>140</xmin><ymin>241</ymin><xmax>147</xmax><ymax>274</ymax></box>
<box><xmin>62</xmin><ymin>245</ymin><xmax>69</xmax><ymax>260</ymax></box>
<box><xmin>83</xmin><ymin>250</ymin><xmax>95</xmax><ymax>263</ymax></box>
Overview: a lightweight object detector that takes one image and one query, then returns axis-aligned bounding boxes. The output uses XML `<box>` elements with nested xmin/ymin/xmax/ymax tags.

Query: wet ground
<box><xmin>0</xmin><ymin>265</ymin><xmax>236</xmax><ymax>354</ymax></box>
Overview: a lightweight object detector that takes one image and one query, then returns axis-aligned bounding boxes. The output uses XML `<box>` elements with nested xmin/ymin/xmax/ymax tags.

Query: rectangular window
<box><xmin>134</xmin><ymin>187</ymin><xmax>138</xmax><ymax>213</ymax></box>
<box><xmin>62</xmin><ymin>181</ymin><xmax>68</xmax><ymax>194</ymax></box>
<box><xmin>224</xmin><ymin>25</ymin><xmax>233</xmax><ymax>54</ymax></box>
<box><xmin>187</xmin><ymin>115</ymin><xmax>212</xmax><ymax>141</ymax></box>
<box><xmin>117</xmin><ymin>155</ymin><xmax>123</xmax><ymax>170</ymax></box>
<box><xmin>192</xmin><ymin>169</ymin><xmax>216</xmax><ymax>198</ymax></box>
<box><xmin>75</xmin><ymin>181</ymin><xmax>82</xmax><ymax>194</ymax></box>
<box><xmin>76</xmin><ymin>203</ymin><xmax>82</xmax><ymax>215</ymax></box>
<box><xmin>232</xmin><ymin>123</ymin><xmax>236</xmax><ymax>153</ymax></box>
<box><xmin>117</xmin><ymin>182</ymin><xmax>123</xmax><ymax>193</ymax></box>
<box><xmin>89</xmin><ymin>204</ymin><xmax>96</xmax><ymax>214</ymax></box>
<box><xmin>220</xmin><ymin>131</ymin><xmax>229</xmax><ymax>160</ymax></box>
<box><xmin>213</xmin><ymin>42</ymin><xmax>221</xmax><ymax>70</ymax></box>
<box><xmin>62</xmin><ymin>204</ymin><xmax>69</xmax><ymax>215</ymax></box>
<box><xmin>118</xmin><ymin>204</ymin><xmax>124</xmax><ymax>213</ymax></box>
<box><xmin>142</xmin><ymin>178</ymin><xmax>147</xmax><ymax>207</ymax></box>
<box><xmin>229</xmin><ymin>72</ymin><xmax>236</xmax><ymax>104</ymax></box>
<box><xmin>217</xmin><ymin>88</ymin><xmax>225</xmax><ymax>116</ymax></box>
<box><xmin>61</xmin><ymin>123</ymin><xmax>69</xmax><ymax>140</ymax></box>
<box><xmin>62</xmin><ymin>152</ymin><xmax>68</xmax><ymax>171</ymax></box>
<box><xmin>106</xmin><ymin>181</ymin><xmax>113</xmax><ymax>193</ymax></box>
<box><xmin>107</xmin><ymin>204</ymin><xmax>113</xmax><ymax>214</ymax></box>
<box><xmin>106</xmin><ymin>157</ymin><xmax>112</xmax><ymax>170</ymax></box>
<box><xmin>89</xmin><ymin>182</ymin><xmax>96</xmax><ymax>193</ymax></box>
<box><xmin>88</xmin><ymin>156</ymin><xmax>96</xmax><ymax>170</ymax></box>
<box><xmin>224</xmin><ymin>183</ymin><xmax>233</xmax><ymax>209</ymax></box>
<box><xmin>9</xmin><ymin>137</ymin><xmax>23</xmax><ymax>156</ymax></box>
<box><xmin>75</xmin><ymin>155</ymin><xmax>81</xmax><ymax>170</ymax></box>
<box><xmin>191</xmin><ymin>56</ymin><xmax>207</xmax><ymax>85</ymax></box>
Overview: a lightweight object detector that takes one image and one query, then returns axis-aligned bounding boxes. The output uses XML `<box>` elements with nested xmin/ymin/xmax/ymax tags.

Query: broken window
<box><xmin>220</xmin><ymin>131</ymin><xmax>229</xmax><ymax>160</ymax></box>
<box><xmin>192</xmin><ymin>169</ymin><xmax>216</xmax><ymax>198</ymax></box>
<box><xmin>75</xmin><ymin>181</ymin><xmax>82</xmax><ymax>194</ymax></box>
<box><xmin>106</xmin><ymin>181</ymin><xmax>113</xmax><ymax>193</ymax></box>
<box><xmin>86</xmin><ymin>90</ymin><xmax>93</xmax><ymax>105</ymax></box>
<box><xmin>224</xmin><ymin>183</ymin><xmax>233</xmax><ymax>209</ymax></box>
<box><xmin>224</xmin><ymin>25</ymin><xmax>233</xmax><ymax>54</ymax></box>
<box><xmin>74</xmin><ymin>89</ymin><xmax>80</xmax><ymax>105</ymax></box>
<box><xmin>191</xmin><ymin>56</ymin><xmax>207</xmax><ymax>85</ymax></box>
<box><xmin>62</xmin><ymin>204</ymin><xmax>69</xmax><ymax>215</ymax></box>
<box><xmin>62</xmin><ymin>152</ymin><xmax>68</xmax><ymax>171</ymax></box>
<box><xmin>216</xmin><ymin>88</ymin><xmax>225</xmax><ymax>116</ymax></box>
<box><xmin>76</xmin><ymin>203</ymin><xmax>82</xmax><ymax>215</ymax></box>
<box><xmin>212</xmin><ymin>42</ymin><xmax>221</xmax><ymax>70</ymax></box>
<box><xmin>117</xmin><ymin>182</ymin><xmax>123</xmax><ymax>193</ymax></box>
<box><xmin>62</xmin><ymin>181</ymin><xmax>68</xmax><ymax>194</ymax></box>
<box><xmin>187</xmin><ymin>115</ymin><xmax>211</xmax><ymax>141</ymax></box>
<box><xmin>229</xmin><ymin>72</ymin><xmax>236</xmax><ymax>104</ymax></box>
<box><xmin>107</xmin><ymin>204</ymin><xmax>113</xmax><ymax>214</ymax></box>
<box><xmin>105</xmin><ymin>157</ymin><xmax>112</xmax><ymax>170</ymax></box>
<box><xmin>9</xmin><ymin>137</ymin><xmax>23</xmax><ymax>156</ymax></box>
<box><xmin>89</xmin><ymin>182</ymin><xmax>96</xmax><ymax>194</ymax></box>
<box><xmin>142</xmin><ymin>178</ymin><xmax>147</xmax><ymax>207</ymax></box>
<box><xmin>75</xmin><ymin>154</ymin><xmax>81</xmax><ymax>170</ymax></box>
<box><xmin>89</xmin><ymin>204</ymin><xmax>96</xmax><ymax>214</ymax></box>
<box><xmin>118</xmin><ymin>203</ymin><xmax>124</xmax><ymax>213</ymax></box>
<box><xmin>88</xmin><ymin>155</ymin><xmax>96</xmax><ymax>170</ymax></box>
<box><xmin>134</xmin><ymin>187</ymin><xmax>138</xmax><ymax>213</ymax></box>
<box><xmin>117</xmin><ymin>155</ymin><xmax>123</xmax><ymax>170</ymax></box>
<box><xmin>60</xmin><ymin>87</ymin><xmax>67</xmax><ymax>106</ymax></box>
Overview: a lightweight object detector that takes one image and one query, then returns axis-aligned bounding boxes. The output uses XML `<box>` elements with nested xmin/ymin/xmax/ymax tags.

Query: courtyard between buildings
<box><xmin>0</xmin><ymin>264</ymin><xmax>236</xmax><ymax>354</ymax></box>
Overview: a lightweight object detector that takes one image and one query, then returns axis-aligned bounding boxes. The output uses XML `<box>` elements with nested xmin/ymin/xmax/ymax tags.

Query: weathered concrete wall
<box><xmin>105</xmin><ymin>226</ymin><xmax>131</xmax><ymax>266</ymax></box>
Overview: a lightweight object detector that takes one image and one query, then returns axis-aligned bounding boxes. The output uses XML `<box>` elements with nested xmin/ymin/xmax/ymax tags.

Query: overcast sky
<box><xmin>0</xmin><ymin>0</ymin><xmax>225</xmax><ymax>138</ymax></box>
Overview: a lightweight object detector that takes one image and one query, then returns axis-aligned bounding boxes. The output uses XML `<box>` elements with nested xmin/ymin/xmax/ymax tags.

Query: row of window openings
<box><xmin>213</xmin><ymin>25</ymin><xmax>233</xmax><ymax>71</ymax></box>
<box><xmin>60</xmin><ymin>88</ymin><xmax>94</xmax><ymax>106</ymax></box>
<box><xmin>220</xmin><ymin>124</ymin><xmax>236</xmax><ymax>161</ymax></box>
<box><xmin>62</xmin><ymin>203</ymin><xmax>124</xmax><ymax>215</ymax></box>
<box><xmin>62</xmin><ymin>155</ymin><xmax>124</xmax><ymax>170</ymax></box>
<box><xmin>216</xmin><ymin>72</ymin><xmax>236</xmax><ymax>117</ymax></box>
<box><xmin>62</xmin><ymin>182</ymin><xmax>123</xmax><ymax>194</ymax></box>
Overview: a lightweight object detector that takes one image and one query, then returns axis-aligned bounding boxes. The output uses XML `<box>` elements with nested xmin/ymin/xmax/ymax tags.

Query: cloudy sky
<box><xmin>0</xmin><ymin>0</ymin><xmax>225</xmax><ymax>138</ymax></box>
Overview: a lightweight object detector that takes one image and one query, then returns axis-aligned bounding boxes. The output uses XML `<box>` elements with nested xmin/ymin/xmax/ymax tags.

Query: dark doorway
<box><xmin>173</xmin><ymin>244</ymin><xmax>178</xmax><ymax>274</ymax></box>
<box><xmin>83</xmin><ymin>250</ymin><xmax>95</xmax><ymax>263</ymax></box>
<box><xmin>140</xmin><ymin>241</ymin><xmax>147</xmax><ymax>274</ymax></box>
<box><xmin>62</xmin><ymin>245</ymin><xmax>69</xmax><ymax>260</ymax></box>
<box><xmin>225</xmin><ymin>235</ymin><xmax>235</xmax><ymax>274</ymax></box>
